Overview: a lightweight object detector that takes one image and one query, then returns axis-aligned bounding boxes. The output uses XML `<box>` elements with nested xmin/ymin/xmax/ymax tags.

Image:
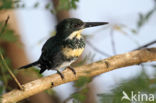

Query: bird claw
<box><xmin>57</xmin><ymin>70</ymin><xmax>64</xmax><ymax>79</ymax></box>
<box><xmin>67</xmin><ymin>66</ymin><xmax>76</xmax><ymax>75</ymax></box>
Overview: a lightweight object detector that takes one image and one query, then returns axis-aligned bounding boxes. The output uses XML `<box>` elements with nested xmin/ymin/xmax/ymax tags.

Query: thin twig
<box><xmin>121</xmin><ymin>30</ymin><xmax>140</xmax><ymax>46</ymax></box>
<box><xmin>0</xmin><ymin>16</ymin><xmax>23</xmax><ymax>90</ymax></box>
<box><xmin>0</xmin><ymin>16</ymin><xmax>10</xmax><ymax>35</ymax></box>
<box><xmin>0</xmin><ymin>53</ymin><xmax>23</xmax><ymax>90</ymax></box>
<box><xmin>86</xmin><ymin>40</ymin><xmax>111</xmax><ymax>57</ymax></box>
<box><xmin>133</xmin><ymin>40</ymin><xmax>156</xmax><ymax>50</ymax></box>
<box><xmin>110</xmin><ymin>27</ymin><xmax>117</xmax><ymax>55</ymax></box>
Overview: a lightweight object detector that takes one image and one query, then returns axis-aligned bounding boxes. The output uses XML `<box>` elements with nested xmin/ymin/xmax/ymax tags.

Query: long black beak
<box><xmin>84</xmin><ymin>22</ymin><xmax>108</xmax><ymax>28</ymax></box>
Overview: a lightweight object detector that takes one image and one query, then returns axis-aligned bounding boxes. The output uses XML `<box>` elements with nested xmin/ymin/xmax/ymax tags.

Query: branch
<box><xmin>2</xmin><ymin>48</ymin><xmax>156</xmax><ymax>103</ymax></box>
<box><xmin>110</xmin><ymin>27</ymin><xmax>117</xmax><ymax>55</ymax></box>
<box><xmin>134</xmin><ymin>40</ymin><xmax>156</xmax><ymax>50</ymax></box>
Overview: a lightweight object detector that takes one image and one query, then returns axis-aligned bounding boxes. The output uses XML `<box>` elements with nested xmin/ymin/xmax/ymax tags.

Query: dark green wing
<box><xmin>42</xmin><ymin>36</ymin><xmax>61</xmax><ymax>54</ymax></box>
<box><xmin>39</xmin><ymin>36</ymin><xmax>63</xmax><ymax>70</ymax></box>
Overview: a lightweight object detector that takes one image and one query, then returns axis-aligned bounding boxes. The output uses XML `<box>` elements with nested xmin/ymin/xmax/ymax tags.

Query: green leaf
<box><xmin>145</xmin><ymin>10</ymin><xmax>154</xmax><ymax>20</ymax></box>
<box><xmin>45</xmin><ymin>89</ymin><xmax>56</xmax><ymax>96</ymax></box>
<box><xmin>131</xmin><ymin>29</ymin><xmax>137</xmax><ymax>34</ymax></box>
<box><xmin>74</xmin><ymin>76</ymin><xmax>91</xmax><ymax>88</ymax></box>
<box><xmin>0</xmin><ymin>0</ymin><xmax>13</xmax><ymax>10</ymax></box>
<box><xmin>34</xmin><ymin>2</ymin><xmax>39</xmax><ymax>8</ymax></box>
<box><xmin>71</xmin><ymin>93</ymin><xmax>86</xmax><ymax>102</ymax></box>
<box><xmin>71</xmin><ymin>76</ymin><xmax>90</xmax><ymax>103</ymax></box>
<box><xmin>0</xmin><ymin>29</ymin><xmax>17</xmax><ymax>42</ymax></box>
<box><xmin>0</xmin><ymin>86</ymin><xmax>4</xmax><ymax>94</ymax></box>
<box><xmin>137</xmin><ymin>8</ymin><xmax>155</xmax><ymax>29</ymax></box>
<box><xmin>0</xmin><ymin>47</ymin><xmax>5</xmax><ymax>55</ymax></box>
<box><xmin>71</xmin><ymin>0</ymin><xmax>79</xmax><ymax>9</ymax></box>
<box><xmin>23</xmin><ymin>67</ymin><xmax>43</xmax><ymax>77</ymax></box>
<box><xmin>50</xmin><ymin>9</ymin><xmax>56</xmax><ymax>14</ymax></box>
<box><xmin>45</xmin><ymin>3</ymin><xmax>51</xmax><ymax>9</ymax></box>
<box><xmin>57</xmin><ymin>0</ymin><xmax>79</xmax><ymax>11</ymax></box>
<box><xmin>137</xmin><ymin>13</ymin><xmax>145</xmax><ymax>28</ymax></box>
<box><xmin>80</xmin><ymin>88</ymin><xmax>88</xmax><ymax>94</ymax></box>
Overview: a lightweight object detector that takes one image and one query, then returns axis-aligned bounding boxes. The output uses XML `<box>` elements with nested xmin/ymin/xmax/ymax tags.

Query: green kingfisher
<box><xmin>19</xmin><ymin>18</ymin><xmax>108</xmax><ymax>79</ymax></box>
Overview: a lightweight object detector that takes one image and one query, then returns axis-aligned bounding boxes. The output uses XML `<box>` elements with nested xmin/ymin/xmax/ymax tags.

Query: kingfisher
<box><xmin>19</xmin><ymin>18</ymin><xmax>108</xmax><ymax>79</ymax></box>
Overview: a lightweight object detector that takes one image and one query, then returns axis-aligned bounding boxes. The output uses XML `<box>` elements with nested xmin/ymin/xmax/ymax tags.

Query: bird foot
<box><xmin>67</xmin><ymin>66</ymin><xmax>76</xmax><ymax>75</ymax></box>
<box><xmin>57</xmin><ymin>70</ymin><xmax>64</xmax><ymax>79</ymax></box>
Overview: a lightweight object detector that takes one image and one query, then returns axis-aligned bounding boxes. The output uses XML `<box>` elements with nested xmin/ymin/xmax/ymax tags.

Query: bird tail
<box><xmin>18</xmin><ymin>61</ymin><xmax>39</xmax><ymax>69</ymax></box>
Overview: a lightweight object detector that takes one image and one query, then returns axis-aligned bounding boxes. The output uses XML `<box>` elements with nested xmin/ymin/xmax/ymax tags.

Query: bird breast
<box><xmin>62</xmin><ymin>47</ymin><xmax>84</xmax><ymax>58</ymax></box>
<box><xmin>62</xmin><ymin>32</ymin><xmax>85</xmax><ymax>59</ymax></box>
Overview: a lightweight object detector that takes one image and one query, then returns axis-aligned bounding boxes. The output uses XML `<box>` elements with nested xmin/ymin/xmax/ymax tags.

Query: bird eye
<box><xmin>74</xmin><ymin>24</ymin><xmax>78</xmax><ymax>27</ymax></box>
<box><xmin>74</xmin><ymin>24</ymin><xmax>80</xmax><ymax>28</ymax></box>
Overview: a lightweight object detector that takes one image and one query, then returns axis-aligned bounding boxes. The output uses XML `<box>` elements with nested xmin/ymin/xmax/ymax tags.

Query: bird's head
<box><xmin>56</xmin><ymin>18</ymin><xmax>108</xmax><ymax>40</ymax></box>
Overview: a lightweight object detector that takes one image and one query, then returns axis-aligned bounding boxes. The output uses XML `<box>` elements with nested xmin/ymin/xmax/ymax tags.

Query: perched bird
<box><xmin>19</xmin><ymin>18</ymin><xmax>108</xmax><ymax>79</ymax></box>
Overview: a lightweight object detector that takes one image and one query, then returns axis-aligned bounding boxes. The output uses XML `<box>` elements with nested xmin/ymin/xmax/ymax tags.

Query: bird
<box><xmin>19</xmin><ymin>18</ymin><xmax>108</xmax><ymax>79</ymax></box>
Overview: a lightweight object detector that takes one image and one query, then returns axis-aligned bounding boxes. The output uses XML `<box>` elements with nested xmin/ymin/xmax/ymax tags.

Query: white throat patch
<box><xmin>66</xmin><ymin>30</ymin><xmax>82</xmax><ymax>40</ymax></box>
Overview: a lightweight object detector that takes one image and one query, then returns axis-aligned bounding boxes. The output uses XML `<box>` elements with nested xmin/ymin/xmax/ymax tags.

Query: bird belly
<box><xmin>55</xmin><ymin>60</ymin><xmax>75</xmax><ymax>70</ymax></box>
<box><xmin>62</xmin><ymin>47</ymin><xmax>84</xmax><ymax>59</ymax></box>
